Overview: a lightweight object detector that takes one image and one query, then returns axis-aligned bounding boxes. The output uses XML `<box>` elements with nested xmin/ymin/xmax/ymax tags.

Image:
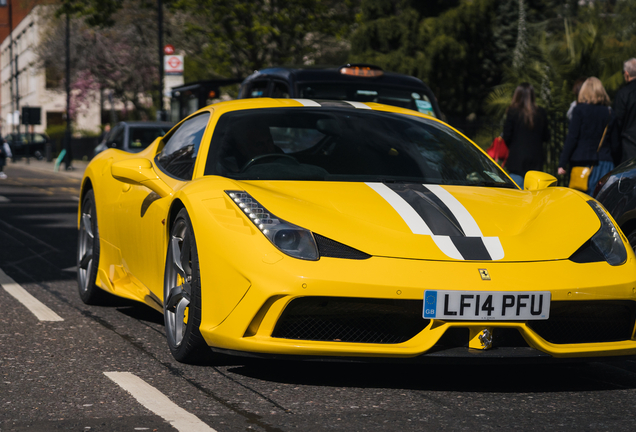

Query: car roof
<box><xmin>242</xmin><ymin>66</ymin><xmax>430</xmax><ymax>90</ymax></box>
<box><xmin>117</xmin><ymin>121</ymin><xmax>175</xmax><ymax>128</ymax></box>
<box><xmin>195</xmin><ymin>97</ymin><xmax>441</xmax><ymax>122</ymax></box>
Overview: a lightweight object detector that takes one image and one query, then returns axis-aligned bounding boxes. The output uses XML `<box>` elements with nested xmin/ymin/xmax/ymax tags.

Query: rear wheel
<box><xmin>164</xmin><ymin>209</ymin><xmax>208</xmax><ymax>363</ymax></box>
<box><xmin>77</xmin><ymin>189</ymin><xmax>103</xmax><ymax>304</ymax></box>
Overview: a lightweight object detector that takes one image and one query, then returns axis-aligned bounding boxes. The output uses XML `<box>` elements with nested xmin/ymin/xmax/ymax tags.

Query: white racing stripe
<box><xmin>292</xmin><ymin>98</ymin><xmax>321</xmax><ymax>107</ymax></box>
<box><xmin>344</xmin><ymin>101</ymin><xmax>372</xmax><ymax>110</ymax></box>
<box><xmin>431</xmin><ymin>236</ymin><xmax>463</xmax><ymax>260</ymax></box>
<box><xmin>426</xmin><ymin>185</ymin><xmax>505</xmax><ymax>260</ymax></box>
<box><xmin>105</xmin><ymin>372</ymin><xmax>217</xmax><ymax>432</ymax></box>
<box><xmin>0</xmin><ymin>268</ymin><xmax>63</xmax><ymax>321</ymax></box>
<box><xmin>367</xmin><ymin>183</ymin><xmax>505</xmax><ymax>260</ymax></box>
<box><xmin>367</xmin><ymin>182</ymin><xmax>433</xmax><ymax>235</ymax></box>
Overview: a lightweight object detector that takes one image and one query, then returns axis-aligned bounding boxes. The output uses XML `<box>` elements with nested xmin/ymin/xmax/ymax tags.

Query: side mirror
<box><xmin>111</xmin><ymin>158</ymin><xmax>172</xmax><ymax>197</ymax></box>
<box><xmin>524</xmin><ymin>171</ymin><xmax>557</xmax><ymax>191</ymax></box>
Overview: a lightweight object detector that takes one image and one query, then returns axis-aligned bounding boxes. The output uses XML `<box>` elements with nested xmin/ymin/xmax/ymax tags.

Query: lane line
<box><xmin>104</xmin><ymin>372</ymin><xmax>217</xmax><ymax>432</ymax></box>
<box><xmin>0</xmin><ymin>268</ymin><xmax>64</xmax><ymax>321</ymax></box>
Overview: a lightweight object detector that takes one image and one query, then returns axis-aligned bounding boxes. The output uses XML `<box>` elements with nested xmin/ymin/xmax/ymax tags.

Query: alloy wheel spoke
<box><xmin>82</xmin><ymin>213</ymin><xmax>93</xmax><ymax>239</ymax></box>
<box><xmin>171</xmin><ymin>236</ymin><xmax>186</xmax><ymax>279</ymax></box>
<box><xmin>79</xmin><ymin>251</ymin><xmax>93</xmax><ymax>270</ymax></box>
<box><xmin>181</xmin><ymin>234</ymin><xmax>192</xmax><ymax>275</ymax></box>
<box><xmin>174</xmin><ymin>297</ymin><xmax>190</xmax><ymax>344</ymax></box>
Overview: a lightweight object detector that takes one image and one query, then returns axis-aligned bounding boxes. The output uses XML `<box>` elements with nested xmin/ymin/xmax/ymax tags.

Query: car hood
<box><xmin>234</xmin><ymin>181</ymin><xmax>599</xmax><ymax>262</ymax></box>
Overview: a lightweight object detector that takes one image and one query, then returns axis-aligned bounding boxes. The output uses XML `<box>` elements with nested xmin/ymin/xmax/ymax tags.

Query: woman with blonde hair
<box><xmin>558</xmin><ymin>77</ymin><xmax>617</xmax><ymax>193</ymax></box>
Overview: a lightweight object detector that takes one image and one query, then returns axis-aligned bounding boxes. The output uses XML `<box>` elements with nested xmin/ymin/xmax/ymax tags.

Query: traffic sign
<box><xmin>164</xmin><ymin>55</ymin><xmax>184</xmax><ymax>75</ymax></box>
<box><xmin>164</xmin><ymin>44</ymin><xmax>175</xmax><ymax>55</ymax></box>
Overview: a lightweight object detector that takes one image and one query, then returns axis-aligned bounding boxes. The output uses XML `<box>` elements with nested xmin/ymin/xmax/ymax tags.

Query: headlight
<box><xmin>226</xmin><ymin>190</ymin><xmax>319</xmax><ymax>260</ymax></box>
<box><xmin>587</xmin><ymin>201</ymin><xmax>627</xmax><ymax>266</ymax></box>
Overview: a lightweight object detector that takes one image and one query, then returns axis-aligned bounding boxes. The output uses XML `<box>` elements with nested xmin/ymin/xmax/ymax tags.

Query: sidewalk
<box><xmin>5</xmin><ymin>157</ymin><xmax>89</xmax><ymax>180</ymax></box>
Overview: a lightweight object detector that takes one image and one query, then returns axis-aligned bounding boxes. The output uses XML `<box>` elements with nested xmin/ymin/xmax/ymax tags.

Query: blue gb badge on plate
<box><xmin>423</xmin><ymin>290</ymin><xmax>437</xmax><ymax>318</ymax></box>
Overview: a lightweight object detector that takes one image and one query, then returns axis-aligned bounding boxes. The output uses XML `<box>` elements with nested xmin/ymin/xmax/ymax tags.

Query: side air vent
<box><xmin>314</xmin><ymin>233</ymin><xmax>371</xmax><ymax>260</ymax></box>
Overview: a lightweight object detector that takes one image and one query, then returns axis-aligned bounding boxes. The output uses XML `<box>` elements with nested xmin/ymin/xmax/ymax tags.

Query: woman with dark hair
<box><xmin>558</xmin><ymin>77</ymin><xmax>616</xmax><ymax>193</ymax></box>
<box><xmin>502</xmin><ymin>83</ymin><xmax>550</xmax><ymax>189</ymax></box>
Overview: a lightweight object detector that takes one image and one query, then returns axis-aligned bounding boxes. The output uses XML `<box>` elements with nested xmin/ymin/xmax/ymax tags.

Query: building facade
<box><xmin>0</xmin><ymin>3</ymin><xmax>100</xmax><ymax>136</ymax></box>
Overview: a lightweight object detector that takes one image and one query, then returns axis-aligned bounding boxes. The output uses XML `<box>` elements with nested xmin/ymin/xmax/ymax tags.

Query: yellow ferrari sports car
<box><xmin>77</xmin><ymin>98</ymin><xmax>636</xmax><ymax>363</ymax></box>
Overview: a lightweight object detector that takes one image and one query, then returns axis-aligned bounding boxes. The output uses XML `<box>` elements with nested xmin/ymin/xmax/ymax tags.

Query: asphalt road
<box><xmin>2</xmin><ymin>161</ymin><xmax>636</xmax><ymax>431</ymax></box>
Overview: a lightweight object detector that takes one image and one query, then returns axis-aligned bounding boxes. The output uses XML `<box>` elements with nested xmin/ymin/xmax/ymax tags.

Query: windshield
<box><xmin>205</xmin><ymin>108</ymin><xmax>515</xmax><ymax>188</ymax></box>
<box><xmin>298</xmin><ymin>83</ymin><xmax>436</xmax><ymax>117</ymax></box>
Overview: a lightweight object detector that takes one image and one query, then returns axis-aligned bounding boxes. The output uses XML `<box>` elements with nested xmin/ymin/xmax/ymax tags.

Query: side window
<box><xmin>271</xmin><ymin>81</ymin><xmax>290</xmax><ymax>98</ymax></box>
<box><xmin>156</xmin><ymin>113</ymin><xmax>210</xmax><ymax>180</ymax></box>
<box><xmin>245</xmin><ymin>80</ymin><xmax>269</xmax><ymax>98</ymax></box>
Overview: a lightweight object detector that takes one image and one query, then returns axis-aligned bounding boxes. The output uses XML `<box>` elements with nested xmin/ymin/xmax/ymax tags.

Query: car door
<box><xmin>115</xmin><ymin>113</ymin><xmax>211</xmax><ymax>299</ymax></box>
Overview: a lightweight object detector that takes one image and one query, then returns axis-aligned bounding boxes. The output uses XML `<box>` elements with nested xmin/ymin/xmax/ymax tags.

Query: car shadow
<box><xmin>224</xmin><ymin>357</ymin><xmax>636</xmax><ymax>392</ymax></box>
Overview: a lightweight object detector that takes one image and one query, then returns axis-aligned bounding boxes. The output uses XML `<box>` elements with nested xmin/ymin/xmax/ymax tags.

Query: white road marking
<box><xmin>0</xmin><ymin>196</ymin><xmax>9</xmax><ymax>202</ymax></box>
<box><xmin>0</xmin><ymin>268</ymin><xmax>64</xmax><ymax>321</ymax></box>
<box><xmin>104</xmin><ymin>372</ymin><xmax>217</xmax><ymax>432</ymax></box>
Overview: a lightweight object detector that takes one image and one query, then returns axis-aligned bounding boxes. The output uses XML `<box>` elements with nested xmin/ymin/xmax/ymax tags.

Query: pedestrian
<box><xmin>502</xmin><ymin>82</ymin><xmax>550</xmax><ymax>189</ymax></box>
<box><xmin>566</xmin><ymin>77</ymin><xmax>586</xmax><ymax>121</ymax></box>
<box><xmin>615</xmin><ymin>58</ymin><xmax>636</xmax><ymax>163</ymax></box>
<box><xmin>99</xmin><ymin>123</ymin><xmax>111</xmax><ymax>144</ymax></box>
<box><xmin>557</xmin><ymin>77</ymin><xmax>616</xmax><ymax>193</ymax></box>
<box><xmin>0</xmin><ymin>139</ymin><xmax>12</xmax><ymax>179</ymax></box>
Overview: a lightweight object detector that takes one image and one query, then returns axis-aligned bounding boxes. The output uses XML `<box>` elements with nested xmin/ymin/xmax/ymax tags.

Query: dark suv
<box><xmin>238</xmin><ymin>64</ymin><xmax>441</xmax><ymax>118</ymax></box>
<box><xmin>93</xmin><ymin>121</ymin><xmax>175</xmax><ymax>157</ymax></box>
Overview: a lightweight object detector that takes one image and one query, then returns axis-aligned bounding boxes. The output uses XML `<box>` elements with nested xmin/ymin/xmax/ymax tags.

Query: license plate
<box><xmin>423</xmin><ymin>290</ymin><xmax>550</xmax><ymax>320</ymax></box>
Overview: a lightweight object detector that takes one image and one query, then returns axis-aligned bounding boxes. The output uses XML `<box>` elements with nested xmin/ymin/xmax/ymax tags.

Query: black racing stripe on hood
<box><xmin>386</xmin><ymin>183</ymin><xmax>465</xmax><ymax>236</ymax></box>
<box><xmin>313</xmin><ymin>100</ymin><xmax>359</xmax><ymax>109</ymax></box>
<box><xmin>451</xmin><ymin>237</ymin><xmax>492</xmax><ymax>260</ymax></box>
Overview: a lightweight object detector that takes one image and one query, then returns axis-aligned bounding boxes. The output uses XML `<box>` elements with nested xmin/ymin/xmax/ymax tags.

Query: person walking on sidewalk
<box><xmin>502</xmin><ymin>82</ymin><xmax>550</xmax><ymax>189</ymax></box>
<box><xmin>557</xmin><ymin>77</ymin><xmax>616</xmax><ymax>193</ymax></box>
<box><xmin>615</xmin><ymin>58</ymin><xmax>636</xmax><ymax>163</ymax></box>
<box><xmin>0</xmin><ymin>139</ymin><xmax>12</xmax><ymax>179</ymax></box>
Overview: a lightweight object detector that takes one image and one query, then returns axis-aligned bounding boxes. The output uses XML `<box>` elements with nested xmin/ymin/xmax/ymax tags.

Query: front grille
<box><xmin>314</xmin><ymin>234</ymin><xmax>371</xmax><ymax>260</ymax></box>
<box><xmin>272</xmin><ymin>297</ymin><xmax>429</xmax><ymax>343</ymax></box>
<box><xmin>528</xmin><ymin>301</ymin><xmax>636</xmax><ymax>344</ymax></box>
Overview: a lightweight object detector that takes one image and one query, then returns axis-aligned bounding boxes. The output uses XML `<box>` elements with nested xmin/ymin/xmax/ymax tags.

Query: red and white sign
<box><xmin>164</xmin><ymin>55</ymin><xmax>184</xmax><ymax>75</ymax></box>
<box><xmin>164</xmin><ymin>44</ymin><xmax>175</xmax><ymax>55</ymax></box>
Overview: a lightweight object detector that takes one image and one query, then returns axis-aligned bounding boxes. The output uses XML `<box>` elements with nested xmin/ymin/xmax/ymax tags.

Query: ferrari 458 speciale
<box><xmin>77</xmin><ymin>98</ymin><xmax>636</xmax><ymax>363</ymax></box>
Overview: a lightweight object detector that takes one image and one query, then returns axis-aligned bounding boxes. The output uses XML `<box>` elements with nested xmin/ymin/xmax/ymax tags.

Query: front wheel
<box><xmin>77</xmin><ymin>189</ymin><xmax>104</xmax><ymax>304</ymax></box>
<box><xmin>164</xmin><ymin>208</ymin><xmax>208</xmax><ymax>363</ymax></box>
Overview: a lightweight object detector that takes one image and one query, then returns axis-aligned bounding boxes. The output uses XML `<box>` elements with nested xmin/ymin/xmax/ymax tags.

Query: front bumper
<box><xmin>199</xmin><ymin>255</ymin><xmax>636</xmax><ymax>360</ymax></box>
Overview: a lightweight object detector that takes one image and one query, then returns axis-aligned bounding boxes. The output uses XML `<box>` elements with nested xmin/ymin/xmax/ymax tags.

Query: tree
<box><xmin>169</xmin><ymin>0</ymin><xmax>360</xmax><ymax>80</ymax></box>
<box><xmin>37</xmin><ymin>1</ymin><xmax>178</xmax><ymax>120</ymax></box>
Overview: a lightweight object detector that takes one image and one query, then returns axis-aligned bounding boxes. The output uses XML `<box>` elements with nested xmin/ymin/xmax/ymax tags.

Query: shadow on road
<box><xmin>225</xmin><ymin>357</ymin><xmax>636</xmax><ymax>393</ymax></box>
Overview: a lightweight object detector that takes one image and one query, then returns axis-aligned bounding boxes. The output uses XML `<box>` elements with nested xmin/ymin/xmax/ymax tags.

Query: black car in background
<box><xmin>169</xmin><ymin>64</ymin><xmax>442</xmax><ymax>121</ymax></box>
<box><xmin>238</xmin><ymin>64</ymin><xmax>442</xmax><ymax>118</ymax></box>
<box><xmin>93</xmin><ymin>121</ymin><xmax>175</xmax><ymax>157</ymax></box>
<box><xmin>4</xmin><ymin>132</ymin><xmax>50</xmax><ymax>160</ymax></box>
<box><xmin>593</xmin><ymin>157</ymin><xmax>636</xmax><ymax>251</ymax></box>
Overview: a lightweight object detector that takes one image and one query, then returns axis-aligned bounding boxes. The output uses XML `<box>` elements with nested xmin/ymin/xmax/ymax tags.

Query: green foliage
<box><xmin>170</xmin><ymin>0</ymin><xmax>359</xmax><ymax>79</ymax></box>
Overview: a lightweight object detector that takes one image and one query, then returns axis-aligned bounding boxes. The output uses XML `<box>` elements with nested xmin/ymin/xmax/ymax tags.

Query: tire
<box><xmin>77</xmin><ymin>189</ymin><xmax>104</xmax><ymax>304</ymax></box>
<box><xmin>164</xmin><ymin>209</ymin><xmax>208</xmax><ymax>363</ymax></box>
